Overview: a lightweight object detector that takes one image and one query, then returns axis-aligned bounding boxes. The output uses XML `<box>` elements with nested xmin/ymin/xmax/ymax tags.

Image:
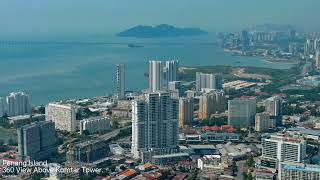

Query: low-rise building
<box><xmin>79</xmin><ymin>116</ymin><xmax>110</xmax><ymax>134</ymax></box>
<box><xmin>8</xmin><ymin>114</ymin><xmax>45</xmax><ymax>127</ymax></box>
<box><xmin>152</xmin><ymin>152</ymin><xmax>189</xmax><ymax>165</ymax></box>
<box><xmin>279</xmin><ymin>162</ymin><xmax>320</xmax><ymax>180</ymax></box>
<box><xmin>197</xmin><ymin>155</ymin><xmax>222</xmax><ymax>171</ymax></box>
<box><xmin>254</xmin><ymin>169</ymin><xmax>275</xmax><ymax>180</ymax></box>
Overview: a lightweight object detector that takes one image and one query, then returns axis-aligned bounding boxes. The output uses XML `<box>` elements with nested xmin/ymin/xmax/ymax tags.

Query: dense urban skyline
<box><xmin>1</xmin><ymin>1</ymin><xmax>320</xmax><ymax>179</ymax></box>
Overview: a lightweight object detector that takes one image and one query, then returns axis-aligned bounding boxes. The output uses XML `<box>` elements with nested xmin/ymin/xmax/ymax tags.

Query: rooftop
<box><xmin>189</xmin><ymin>145</ymin><xmax>216</xmax><ymax>150</ymax></box>
<box><xmin>288</xmin><ymin>127</ymin><xmax>320</xmax><ymax>136</ymax></box>
<box><xmin>152</xmin><ymin>153</ymin><xmax>189</xmax><ymax>159</ymax></box>
<box><xmin>283</xmin><ymin>163</ymin><xmax>320</xmax><ymax>173</ymax></box>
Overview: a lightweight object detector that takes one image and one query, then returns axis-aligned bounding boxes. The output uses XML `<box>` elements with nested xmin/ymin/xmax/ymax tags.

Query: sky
<box><xmin>0</xmin><ymin>0</ymin><xmax>319</xmax><ymax>35</ymax></box>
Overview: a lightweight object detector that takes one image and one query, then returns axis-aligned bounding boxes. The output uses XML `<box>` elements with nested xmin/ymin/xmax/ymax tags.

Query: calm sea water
<box><xmin>0</xmin><ymin>33</ymin><xmax>292</xmax><ymax>105</ymax></box>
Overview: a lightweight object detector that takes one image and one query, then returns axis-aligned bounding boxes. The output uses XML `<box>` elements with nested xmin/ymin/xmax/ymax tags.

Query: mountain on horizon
<box><xmin>117</xmin><ymin>24</ymin><xmax>208</xmax><ymax>38</ymax></box>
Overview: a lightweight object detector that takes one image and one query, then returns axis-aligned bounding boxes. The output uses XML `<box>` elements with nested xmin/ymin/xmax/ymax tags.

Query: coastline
<box><xmin>223</xmin><ymin>48</ymin><xmax>299</xmax><ymax>65</ymax></box>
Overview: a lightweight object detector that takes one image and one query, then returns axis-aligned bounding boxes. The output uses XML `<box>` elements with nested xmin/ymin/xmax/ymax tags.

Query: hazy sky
<box><xmin>0</xmin><ymin>0</ymin><xmax>319</xmax><ymax>35</ymax></box>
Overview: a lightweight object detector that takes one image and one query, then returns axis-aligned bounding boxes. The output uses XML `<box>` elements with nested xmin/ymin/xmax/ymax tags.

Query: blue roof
<box><xmin>283</xmin><ymin>164</ymin><xmax>320</xmax><ymax>173</ymax></box>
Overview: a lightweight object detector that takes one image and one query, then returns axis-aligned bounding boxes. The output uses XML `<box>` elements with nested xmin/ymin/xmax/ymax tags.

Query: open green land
<box><xmin>180</xmin><ymin>65</ymin><xmax>300</xmax><ymax>93</ymax></box>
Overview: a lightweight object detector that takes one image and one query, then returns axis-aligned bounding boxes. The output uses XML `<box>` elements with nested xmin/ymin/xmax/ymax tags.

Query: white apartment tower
<box><xmin>131</xmin><ymin>91</ymin><xmax>179</xmax><ymax>160</ymax></box>
<box><xmin>165</xmin><ymin>60</ymin><xmax>179</xmax><ymax>83</ymax></box>
<box><xmin>261</xmin><ymin>134</ymin><xmax>306</xmax><ymax>170</ymax></box>
<box><xmin>149</xmin><ymin>60</ymin><xmax>179</xmax><ymax>92</ymax></box>
<box><xmin>196</xmin><ymin>72</ymin><xmax>223</xmax><ymax>91</ymax></box>
<box><xmin>6</xmin><ymin>92</ymin><xmax>31</xmax><ymax>117</ymax></box>
<box><xmin>45</xmin><ymin>103</ymin><xmax>76</xmax><ymax>132</ymax></box>
<box><xmin>80</xmin><ymin>116</ymin><xmax>110</xmax><ymax>134</ymax></box>
<box><xmin>116</xmin><ymin>64</ymin><xmax>125</xmax><ymax>99</ymax></box>
<box><xmin>149</xmin><ymin>61</ymin><xmax>164</xmax><ymax>92</ymax></box>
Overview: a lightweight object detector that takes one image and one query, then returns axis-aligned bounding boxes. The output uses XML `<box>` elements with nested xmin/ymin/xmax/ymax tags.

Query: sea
<box><xmin>0</xmin><ymin>33</ymin><xmax>292</xmax><ymax>105</ymax></box>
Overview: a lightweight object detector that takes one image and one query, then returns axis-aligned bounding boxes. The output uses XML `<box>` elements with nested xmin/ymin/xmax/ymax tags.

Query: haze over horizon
<box><xmin>0</xmin><ymin>0</ymin><xmax>319</xmax><ymax>36</ymax></box>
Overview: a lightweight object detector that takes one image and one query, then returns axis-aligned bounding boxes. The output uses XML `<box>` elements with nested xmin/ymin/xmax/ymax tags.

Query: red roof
<box><xmin>239</xmin><ymin>96</ymin><xmax>256</xmax><ymax>99</ymax></box>
<box><xmin>272</xmin><ymin>93</ymin><xmax>286</xmax><ymax>97</ymax></box>
<box><xmin>117</xmin><ymin>169</ymin><xmax>136</xmax><ymax>177</ymax></box>
<box><xmin>173</xmin><ymin>173</ymin><xmax>188</xmax><ymax>180</ymax></box>
<box><xmin>226</xmin><ymin>127</ymin><xmax>236</xmax><ymax>133</ymax></box>
<box><xmin>210</xmin><ymin>126</ymin><xmax>220</xmax><ymax>131</ymax></box>
<box><xmin>221</xmin><ymin>125</ymin><xmax>232</xmax><ymax>130</ymax></box>
<box><xmin>203</xmin><ymin>125</ymin><xmax>211</xmax><ymax>131</ymax></box>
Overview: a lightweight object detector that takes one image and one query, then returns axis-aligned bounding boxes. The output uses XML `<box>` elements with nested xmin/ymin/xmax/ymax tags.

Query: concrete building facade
<box><xmin>255</xmin><ymin>113</ymin><xmax>270</xmax><ymax>132</ymax></box>
<box><xmin>178</xmin><ymin>97</ymin><xmax>194</xmax><ymax>128</ymax></box>
<box><xmin>196</xmin><ymin>72</ymin><xmax>223</xmax><ymax>91</ymax></box>
<box><xmin>261</xmin><ymin>135</ymin><xmax>306</xmax><ymax>169</ymax></box>
<box><xmin>6</xmin><ymin>92</ymin><xmax>31</xmax><ymax>117</ymax></box>
<box><xmin>131</xmin><ymin>91</ymin><xmax>179</xmax><ymax>161</ymax></box>
<box><xmin>80</xmin><ymin>116</ymin><xmax>110</xmax><ymax>134</ymax></box>
<box><xmin>17</xmin><ymin>121</ymin><xmax>57</xmax><ymax>160</ymax></box>
<box><xmin>228</xmin><ymin>97</ymin><xmax>256</xmax><ymax>129</ymax></box>
<box><xmin>115</xmin><ymin>64</ymin><xmax>125</xmax><ymax>99</ymax></box>
<box><xmin>46</xmin><ymin>103</ymin><xmax>76</xmax><ymax>132</ymax></box>
<box><xmin>198</xmin><ymin>90</ymin><xmax>225</xmax><ymax>120</ymax></box>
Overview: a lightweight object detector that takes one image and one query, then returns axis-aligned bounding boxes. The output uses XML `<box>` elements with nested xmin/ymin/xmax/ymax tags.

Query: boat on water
<box><xmin>128</xmin><ymin>43</ymin><xmax>144</xmax><ymax>48</ymax></box>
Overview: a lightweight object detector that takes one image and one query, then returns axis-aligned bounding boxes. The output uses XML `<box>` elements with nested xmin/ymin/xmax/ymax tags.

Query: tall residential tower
<box><xmin>116</xmin><ymin>64</ymin><xmax>125</xmax><ymax>99</ymax></box>
<box><xmin>149</xmin><ymin>60</ymin><xmax>179</xmax><ymax>91</ymax></box>
<box><xmin>131</xmin><ymin>91</ymin><xmax>179</xmax><ymax>162</ymax></box>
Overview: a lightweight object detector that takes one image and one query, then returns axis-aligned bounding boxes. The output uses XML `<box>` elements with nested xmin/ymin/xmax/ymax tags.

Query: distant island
<box><xmin>117</xmin><ymin>24</ymin><xmax>208</xmax><ymax>38</ymax></box>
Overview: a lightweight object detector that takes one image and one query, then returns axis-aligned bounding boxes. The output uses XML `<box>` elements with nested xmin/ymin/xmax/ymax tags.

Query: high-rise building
<box><xmin>149</xmin><ymin>60</ymin><xmax>179</xmax><ymax>92</ymax></box>
<box><xmin>289</xmin><ymin>43</ymin><xmax>297</xmax><ymax>56</ymax></box>
<box><xmin>168</xmin><ymin>81</ymin><xmax>184</xmax><ymax>98</ymax></box>
<box><xmin>179</xmin><ymin>97</ymin><xmax>194</xmax><ymax>128</ymax></box>
<box><xmin>228</xmin><ymin>96</ymin><xmax>256</xmax><ymax>129</ymax></box>
<box><xmin>17</xmin><ymin>121</ymin><xmax>57</xmax><ymax>160</ymax></box>
<box><xmin>165</xmin><ymin>60</ymin><xmax>179</xmax><ymax>83</ymax></box>
<box><xmin>255</xmin><ymin>112</ymin><xmax>270</xmax><ymax>132</ymax></box>
<box><xmin>131</xmin><ymin>91</ymin><xmax>179</xmax><ymax>161</ymax></box>
<box><xmin>314</xmin><ymin>38</ymin><xmax>320</xmax><ymax>51</ymax></box>
<box><xmin>304</xmin><ymin>39</ymin><xmax>314</xmax><ymax>57</ymax></box>
<box><xmin>80</xmin><ymin>116</ymin><xmax>110</xmax><ymax>134</ymax></box>
<box><xmin>198</xmin><ymin>90</ymin><xmax>225</xmax><ymax>120</ymax></box>
<box><xmin>6</xmin><ymin>92</ymin><xmax>31</xmax><ymax>117</ymax></box>
<box><xmin>316</xmin><ymin>50</ymin><xmax>320</xmax><ymax>69</ymax></box>
<box><xmin>0</xmin><ymin>97</ymin><xmax>6</xmax><ymax>117</ymax></box>
<box><xmin>115</xmin><ymin>64</ymin><xmax>125</xmax><ymax>99</ymax></box>
<box><xmin>149</xmin><ymin>61</ymin><xmax>164</xmax><ymax>92</ymax></box>
<box><xmin>196</xmin><ymin>72</ymin><xmax>223</xmax><ymax>92</ymax></box>
<box><xmin>265</xmin><ymin>96</ymin><xmax>282</xmax><ymax>126</ymax></box>
<box><xmin>279</xmin><ymin>162</ymin><xmax>320</xmax><ymax>180</ymax></box>
<box><xmin>261</xmin><ymin>135</ymin><xmax>306</xmax><ymax>169</ymax></box>
<box><xmin>45</xmin><ymin>103</ymin><xmax>76</xmax><ymax>132</ymax></box>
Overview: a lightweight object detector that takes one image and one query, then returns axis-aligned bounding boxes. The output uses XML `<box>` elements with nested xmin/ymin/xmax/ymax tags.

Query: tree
<box><xmin>243</xmin><ymin>172</ymin><xmax>253</xmax><ymax>180</ymax></box>
<box><xmin>232</xmin><ymin>161</ymin><xmax>238</xmax><ymax>176</ymax></box>
<box><xmin>159</xmin><ymin>169</ymin><xmax>170</xmax><ymax>180</ymax></box>
<box><xmin>112</xmin><ymin>120</ymin><xmax>119</xmax><ymax>129</ymax></box>
<box><xmin>38</xmin><ymin>106</ymin><xmax>46</xmax><ymax>114</ymax></box>
<box><xmin>8</xmin><ymin>139</ymin><xmax>17</xmax><ymax>146</ymax></box>
<box><xmin>246</xmin><ymin>155</ymin><xmax>255</xmax><ymax>167</ymax></box>
<box><xmin>120</xmin><ymin>165</ymin><xmax>126</xmax><ymax>170</ymax></box>
<box><xmin>256</xmin><ymin>106</ymin><xmax>265</xmax><ymax>113</ymax></box>
<box><xmin>109</xmin><ymin>165</ymin><xmax>116</xmax><ymax>172</ymax></box>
